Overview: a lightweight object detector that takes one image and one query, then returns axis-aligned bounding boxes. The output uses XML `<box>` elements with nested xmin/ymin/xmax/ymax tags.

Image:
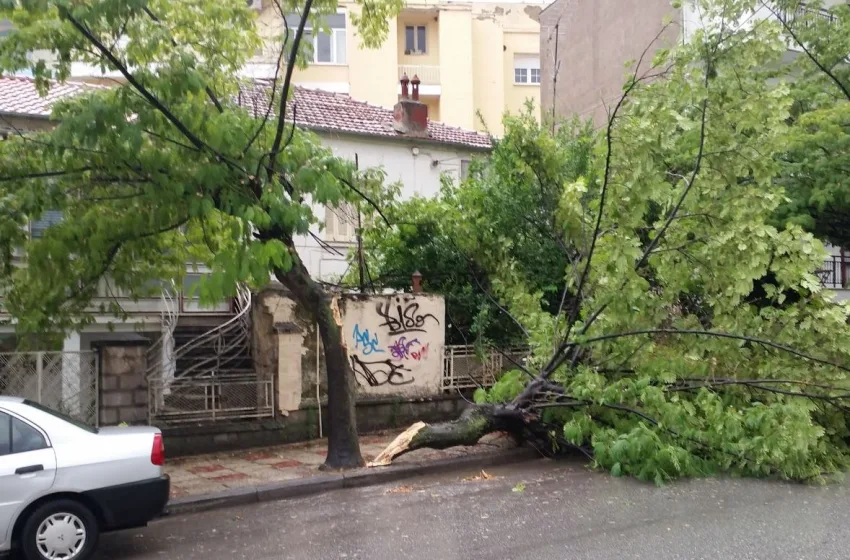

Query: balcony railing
<box><xmin>777</xmin><ymin>3</ymin><xmax>837</xmax><ymax>26</ymax></box>
<box><xmin>815</xmin><ymin>255</ymin><xmax>850</xmax><ymax>289</ymax></box>
<box><xmin>398</xmin><ymin>64</ymin><xmax>440</xmax><ymax>85</ymax></box>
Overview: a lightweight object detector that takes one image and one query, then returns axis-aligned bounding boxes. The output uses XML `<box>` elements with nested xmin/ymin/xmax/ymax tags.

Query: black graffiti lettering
<box><xmin>376</xmin><ymin>298</ymin><xmax>440</xmax><ymax>335</ymax></box>
<box><xmin>350</xmin><ymin>355</ymin><xmax>415</xmax><ymax>387</ymax></box>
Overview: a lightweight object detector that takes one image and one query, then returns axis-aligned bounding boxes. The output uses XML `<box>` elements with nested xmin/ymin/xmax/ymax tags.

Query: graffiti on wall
<box><xmin>345</xmin><ymin>295</ymin><xmax>444</xmax><ymax>395</ymax></box>
<box><xmin>376</xmin><ymin>300</ymin><xmax>439</xmax><ymax>335</ymax></box>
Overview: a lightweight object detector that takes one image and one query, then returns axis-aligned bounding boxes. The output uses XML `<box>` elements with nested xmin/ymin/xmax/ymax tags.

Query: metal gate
<box><xmin>0</xmin><ymin>351</ymin><xmax>99</xmax><ymax>426</ymax></box>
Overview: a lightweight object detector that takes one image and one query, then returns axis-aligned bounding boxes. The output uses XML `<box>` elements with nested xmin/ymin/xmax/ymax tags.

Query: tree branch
<box><xmin>265</xmin><ymin>0</ymin><xmax>314</xmax><ymax>177</ymax></box>
<box><xmin>761</xmin><ymin>1</ymin><xmax>850</xmax><ymax>102</ymax></box>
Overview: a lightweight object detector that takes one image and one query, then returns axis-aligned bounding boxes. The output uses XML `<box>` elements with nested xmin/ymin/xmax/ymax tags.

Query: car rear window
<box><xmin>22</xmin><ymin>400</ymin><xmax>98</xmax><ymax>434</ymax></box>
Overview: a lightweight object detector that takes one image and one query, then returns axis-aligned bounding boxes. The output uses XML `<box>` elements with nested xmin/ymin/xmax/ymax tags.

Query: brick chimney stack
<box><xmin>393</xmin><ymin>74</ymin><xmax>428</xmax><ymax>136</ymax></box>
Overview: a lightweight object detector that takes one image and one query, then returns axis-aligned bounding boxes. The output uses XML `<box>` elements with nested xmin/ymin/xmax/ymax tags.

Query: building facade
<box><xmin>540</xmin><ymin>0</ymin><xmax>848</xmax><ymax>124</ymax></box>
<box><xmin>250</xmin><ymin>0</ymin><xmax>545</xmax><ymax>136</ymax></box>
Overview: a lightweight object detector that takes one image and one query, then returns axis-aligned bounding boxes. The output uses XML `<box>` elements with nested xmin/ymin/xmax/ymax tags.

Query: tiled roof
<box><xmin>0</xmin><ymin>75</ymin><xmax>103</xmax><ymax>118</ymax></box>
<box><xmin>0</xmin><ymin>75</ymin><xmax>493</xmax><ymax>150</ymax></box>
<box><xmin>238</xmin><ymin>82</ymin><xmax>493</xmax><ymax>150</ymax></box>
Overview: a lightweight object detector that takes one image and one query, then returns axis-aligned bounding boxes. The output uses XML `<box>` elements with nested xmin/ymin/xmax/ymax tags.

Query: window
<box><xmin>461</xmin><ymin>159</ymin><xmax>472</xmax><ymax>180</ymax></box>
<box><xmin>30</xmin><ymin>210</ymin><xmax>62</xmax><ymax>239</ymax></box>
<box><xmin>0</xmin><ymin>412</ymin><xmax>9</xmax><ymax>455</ymax></box>
<box><xmin>405</xmin><ymin>25</ymin><xmax>427</xmax><ymax>54</ymax></box>
<box><xmin>325</xmin><ymin>203</ymin><xmax>358</xmax><ymax>243</ymax></box>
<box><xmin>514</xmin><ymin>55</ymin><xmax>541</xmax><ymax>84</ymax></box>
<box><xmin>0</xmin><ymin>411</ymin><xmax>48</xmax><ymax>456</ymax></box>
<box><xmin>23</xmin><ymin>400</ymin><xmax>97</xmax><ymax>434</ymax></box>
<box><xmin>285</xmin><ymin>13</ymin><xmax>347</xmax><ymax>64</ymax></box>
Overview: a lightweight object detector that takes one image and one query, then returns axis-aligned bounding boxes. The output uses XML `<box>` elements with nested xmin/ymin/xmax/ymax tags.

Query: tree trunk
<box><xmin>369</xmin><ymin>405</ymin><xmax>528</xmax><ymax>466</ymax></box>
<box><xmin>274</xmin><ymin>257</ymin><xmax>365</xmax><ymax>470</ymax></box>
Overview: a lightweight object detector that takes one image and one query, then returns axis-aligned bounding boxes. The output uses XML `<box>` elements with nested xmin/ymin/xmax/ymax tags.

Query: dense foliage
<box><xmin>0</xmin><ymin>0</ymin><xmax>401</xmax><ymax>469</ymax></box>
<box><xmin>360</xmin><ymin>110</ymin><xmax>595</xmax><ymax>346</ymax></box>
<box><xmin>376</xmin><ymin>0</ymin><xmax>850</xmax><ymax>482</ymax></box>
<box><xmin>771</xmin><ymin>0</ymin><xmax>850</xmax><ymax>248</ymax></box>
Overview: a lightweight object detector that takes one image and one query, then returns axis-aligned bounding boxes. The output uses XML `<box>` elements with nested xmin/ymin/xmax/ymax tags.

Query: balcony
<box><xmin>398</xmin><ymin>64</ymin><xmax>440</xmax><ymax>85</ymax></box>
<box><xmin>777</xmin><ymin>3</ymin><xmax>838</xmax><ymax>26</ymax></box>
<box><xmin>816</xmin><ymin>255</ymin><xmax>849</xmax><ymax>291</ymax></box>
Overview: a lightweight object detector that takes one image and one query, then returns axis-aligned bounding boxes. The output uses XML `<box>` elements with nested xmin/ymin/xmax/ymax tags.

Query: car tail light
<box><xmin>151</xmin><ymin>433</ymin><xmax>165</xmax><ymax>466</ymax></box>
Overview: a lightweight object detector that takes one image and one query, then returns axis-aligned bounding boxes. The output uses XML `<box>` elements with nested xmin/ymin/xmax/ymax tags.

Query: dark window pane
<box><xmin>0</xmin><ymin>412</ymin><xmax>10</xmax><ymax>456</ymax></box>
<box><xmin>11</xmin><ymin>417</ymin><xmax>47</xmax><ymax>453</ymax></box>
<box><xmin>417</xmin><ymin>26</ymin><xmax>426</xmax><ymax>53</ymax></box>
<box><xmin>405</xmin><ymin>26</ymin><xmax>414</xmax><ymax>52</ymax></box>
<box><xmin>515</xmin><ymin>68</ymin><xmax>527</xmax><ymax>83</ymax></box>
<box><xmin>31</xmin><ymin>210</ymin><xmax>62</xmax><ymax>238</ymax></box>
<box><xmin>531</xmin><ymin>68</ymin><xmax>540</xmax><ymax>83</ymax></box>
<box><xmin>316</xmin><ymin>31</ymin><xmax>332</xmax><ymax>62</ymax></box>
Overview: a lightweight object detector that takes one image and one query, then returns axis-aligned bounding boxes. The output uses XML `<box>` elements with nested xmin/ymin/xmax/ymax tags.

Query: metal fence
<box><xmin>0</xmin><ymin>351</ymin><xmax>99</xmax><ymax>426</ymax></box>
<box><xmin>779</xmin><ymin>3</ymin><xmax>837</xmax><ymax>25</ymax></box>
<box><xmin>442</xmin><ymin>345</ymin><xmax>530</xmax><ymax>391</ymax></box>
<box><xmin>815</xmin><ymin>255</ymin><xmax>849</xmax><ymax>289</ymax></box>
<box><xmin>148</xmin><ymin>374</ymin><xmax>274</xmax><ymax>424</ymax></box>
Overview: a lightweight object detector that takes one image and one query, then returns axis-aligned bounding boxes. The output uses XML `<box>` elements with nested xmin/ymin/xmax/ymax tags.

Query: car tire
<box><xmin>20</xmin><ymin>499</ymin><xmax>99</xmax><ymax>560</ymax></box>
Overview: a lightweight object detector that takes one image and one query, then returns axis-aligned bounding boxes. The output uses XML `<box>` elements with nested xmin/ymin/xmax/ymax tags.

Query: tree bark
<box><xmin>369</xmin><ymin>405</ymin><xmax>527</xmax><ymax>466</ymax></box>
<box><xmin>274</xmin><ymin>256</ymin><xmax>365</xmax><ymax>470</ymax></box>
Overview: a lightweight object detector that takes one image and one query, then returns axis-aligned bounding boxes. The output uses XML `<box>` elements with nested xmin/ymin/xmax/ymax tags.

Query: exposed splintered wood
<box><xmin>369</xmin><ymin>422</ymin><xmax>428</xmax><ymax>466</ymax></box>
<box><xmin>368</xmin><ymin>405</ymin><xmax>526</xmax><ymax>467</ymax></box>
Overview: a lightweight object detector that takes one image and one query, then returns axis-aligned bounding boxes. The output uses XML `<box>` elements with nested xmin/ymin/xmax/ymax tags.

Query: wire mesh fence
<box><xmin>0</xmin><ymin>351</ymin><xmax>99</xmax><ymax>426</ymax></box>
<box><xmin>442</xmin><ymin>345</ymin><xmax>531</xmax><ymax>391</ymax></box>
<box><xmin>148</xmin><ymin>373</ymin><xmax>274</xmax><ymax>424</ymax></box>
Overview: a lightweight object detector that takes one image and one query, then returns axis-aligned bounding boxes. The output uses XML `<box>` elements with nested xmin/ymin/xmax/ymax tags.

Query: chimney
<box><xmin>393</xmin><ymin>74</ymin><xmax>428</xmax><ymax>136</ymax></box>
<box><xmin>411</xmin><ymin>270</ymin><xmax>423</xmax><ymax>293</ymax></box>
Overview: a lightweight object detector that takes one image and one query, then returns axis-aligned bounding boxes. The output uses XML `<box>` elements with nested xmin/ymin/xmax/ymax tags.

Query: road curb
<box><xmin>166</xmin><ymin>447</ymin><xmax>539</xmax><ymax>517</ymax></box>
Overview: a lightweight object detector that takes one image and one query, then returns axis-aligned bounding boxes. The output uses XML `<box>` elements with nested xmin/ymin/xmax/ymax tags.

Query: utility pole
<box><xmin>355</xmin><ymin>153</ymin><xmax>366</xmax><ymax>293</ymax></box>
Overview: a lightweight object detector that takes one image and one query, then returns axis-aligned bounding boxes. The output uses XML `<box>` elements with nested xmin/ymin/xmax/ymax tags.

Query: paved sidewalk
<box><xmin>166</xmin><ymin>430</ymin><xmax>517</xmax><ymax>499</ymax></box>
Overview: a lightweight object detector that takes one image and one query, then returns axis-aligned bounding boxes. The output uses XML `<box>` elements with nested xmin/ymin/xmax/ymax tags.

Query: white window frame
<box><xmin>286</xmin><ymin>11</ymin><xmax>347</xmax><ymax>66</ymax></box>
<box><xmin>404</xmin><ymin>25</ymin><xmax>427</xmax><ymax>55</ymax></box>
<box><xmin>514</xmin><ymin>54</ymin><xmax>541</xmax><ymax>85</ymax></box>
<box><xmin>305</xmin><ymin>26</ymin><xmax>347</xmax><ymax>65</ymax></box>
<box><xmin>325</xmin><ymin>203</ymin><xmax>358</xmax><ymax>244</ymax></box>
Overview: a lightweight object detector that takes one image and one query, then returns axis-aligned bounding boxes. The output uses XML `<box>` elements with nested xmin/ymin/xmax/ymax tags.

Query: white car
<box><xmin>0</xmin><ymin>396</ymin><xmax>169</xmax><ymax>560</ymax></box>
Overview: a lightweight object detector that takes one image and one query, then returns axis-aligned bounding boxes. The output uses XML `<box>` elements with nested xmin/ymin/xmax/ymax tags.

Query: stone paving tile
<box><xmin>165</xmin><ymin>429</ymin><xmax>510</xmax><ymax>499</ymax></box>
<box><xmin>186</xmin><ymin>464</ymin><xmax>228</xmax><ymax>475</ymax></box>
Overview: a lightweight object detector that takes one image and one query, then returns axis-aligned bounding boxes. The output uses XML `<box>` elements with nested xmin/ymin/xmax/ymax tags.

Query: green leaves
<box><xmin>0</xmin><ymin>0</ymin><xmax>404</xmax><ymax>335</ymax></box>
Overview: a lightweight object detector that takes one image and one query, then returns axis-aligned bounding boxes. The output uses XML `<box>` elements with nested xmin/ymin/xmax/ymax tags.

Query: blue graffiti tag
<box><xmin>353</xmin><ymin>324</ymin><xmax>384</xmax><ymax>356</ymax></box>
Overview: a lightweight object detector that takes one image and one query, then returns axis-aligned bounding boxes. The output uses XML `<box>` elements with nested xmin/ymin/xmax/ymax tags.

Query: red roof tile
<box><xmin>238</xmin><ymin>81</ymin><xmax>493</xmax><ymax>150</ymax></box>
<box><xmin>0</xmin><ymin>76</ymin><xmax>493</xmax><ymax>150</ymax></box>
<box><xmin>0</xmin><ymin>75</ymin><xmax>104</xmax><ymax>118</ymax></box>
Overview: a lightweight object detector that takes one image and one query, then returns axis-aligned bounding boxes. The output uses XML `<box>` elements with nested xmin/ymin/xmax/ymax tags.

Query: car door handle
<box><xmin>15</xmin><ymin>464</ymin><xmax>43</xmax><ymax>475</ymax></box>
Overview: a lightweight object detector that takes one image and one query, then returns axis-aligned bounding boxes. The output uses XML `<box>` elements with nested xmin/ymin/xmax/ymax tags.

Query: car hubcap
<box><xmin>36</xmin><ymin>513</ymin><xmax>86</xmax><ymax>560</ymax></box>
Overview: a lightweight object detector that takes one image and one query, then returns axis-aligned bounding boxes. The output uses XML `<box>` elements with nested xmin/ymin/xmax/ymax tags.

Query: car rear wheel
<box><xmin>20</xmin><ymin>499</ymin><xmax>99</xmax><ymax>560</ymax></box>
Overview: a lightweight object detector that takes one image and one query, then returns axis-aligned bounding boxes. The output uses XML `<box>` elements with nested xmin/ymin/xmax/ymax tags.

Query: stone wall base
<box><xmin>162</xmin><ymin>395</ymin><xmax>468</xmax><ymax>457</ymax></box>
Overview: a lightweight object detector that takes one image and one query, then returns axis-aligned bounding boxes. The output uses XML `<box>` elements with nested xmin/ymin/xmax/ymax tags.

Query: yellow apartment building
<box><xmin>250</xmin><ymin>0</ymin><xmax>544</xmax><ymax>136</ymax></box>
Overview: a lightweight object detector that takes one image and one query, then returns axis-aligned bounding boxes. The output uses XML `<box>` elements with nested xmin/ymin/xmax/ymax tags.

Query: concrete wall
<box><xmin>254</xmin><ymin>289</ymin><xmax>446</xmax><ymax>413</ymax></box>
<box><xmin>503</xmin><ymin>29</ymin><xmax>542</xmax><ymax>123</ymax></box>
<box><xmin>293</xmin><ymin>132</ymin><xmax>480</xmax><ymax>281</ymax></box>
<box><xmin>97</xmin><ymin>342</ymin><xmax>149</xmax><ymax>426</ymax></box>
<box><xmin>342</xmin><ymin>293</ymin><xmax>445</xmax><ymax>397</ymax></box>
<box><xmin>438</xmin><ymin>8</ymin><xmax>476</xmax><ymax>130</ymax></box>
<box><xmin>540</xmin><ymin>0</ymin><xmax>681</xmax><ymax>124</ymax></box>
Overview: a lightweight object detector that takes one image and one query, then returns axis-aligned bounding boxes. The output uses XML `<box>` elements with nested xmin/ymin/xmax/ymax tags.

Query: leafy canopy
<box><xmin>382</xmin><ymin>0</ymin><xmax>850</xmax><ymax>483</ymax></box>
<box><xmin>0</xmin><ymin>0</ymin><xmax>398</xmax><ymax>336</ymax></box>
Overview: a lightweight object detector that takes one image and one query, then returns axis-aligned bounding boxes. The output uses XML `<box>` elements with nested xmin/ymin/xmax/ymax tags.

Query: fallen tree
<box><xmin>368</xmin><ymin>0</ymin><xmax>850</xmax><ymax>482</ymax></box>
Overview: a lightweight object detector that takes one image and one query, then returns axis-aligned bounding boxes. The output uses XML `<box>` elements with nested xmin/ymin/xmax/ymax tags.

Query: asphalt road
<box><xmin>90</xmin><ymin>459</ymin><xmax>850</xmax><ymax>560</ymax></box>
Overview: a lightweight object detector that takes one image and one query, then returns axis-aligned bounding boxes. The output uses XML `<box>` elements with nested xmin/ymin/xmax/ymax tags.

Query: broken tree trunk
<box><xmin>368</xmin><ymin>405</ymin><xmax>529</xmax><ymax>466</ymax></box>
